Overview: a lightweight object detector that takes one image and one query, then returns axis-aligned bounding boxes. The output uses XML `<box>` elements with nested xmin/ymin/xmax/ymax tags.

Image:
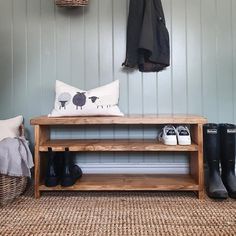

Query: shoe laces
<box><xmin>158</xmin><ymin>125</ymin><xmax>176</xmax><ymax>141</ymax></box>
<box><xmin>176</xmin><ymin>126</ymin><xmax>190</xmax><ymax>135</ymax></box>
<box><xmin>163</xmin><ymin>125</ymin><xmax>176</xmax><ymax>134</ymax></box>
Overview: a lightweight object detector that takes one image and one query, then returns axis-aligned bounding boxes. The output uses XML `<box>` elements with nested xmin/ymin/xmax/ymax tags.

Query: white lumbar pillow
<box><xmin>49</xmin><ymin>80</ymin><xmax>124</xmax><ymax>117</ymax></box>
<box><xmin>0</xmin><ymin>116</ymin><xmax>23</xmax><ymax>142</ymax></box>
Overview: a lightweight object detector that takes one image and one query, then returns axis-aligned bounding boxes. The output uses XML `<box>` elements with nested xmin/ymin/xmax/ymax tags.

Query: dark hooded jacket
<box><xmin>122</xmin><ymin>0</ymin><xmax>170</xmax><ymax>72</ymax></box>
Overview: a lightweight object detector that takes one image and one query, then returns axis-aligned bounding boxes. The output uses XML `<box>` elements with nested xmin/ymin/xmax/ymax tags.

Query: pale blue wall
<box><xmin>0</xmin><ymin>0</ymin><xmax>235</xmax><ymax>173</ymax></box>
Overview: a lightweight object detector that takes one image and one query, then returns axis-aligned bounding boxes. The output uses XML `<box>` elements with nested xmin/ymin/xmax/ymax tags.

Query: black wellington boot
<box><xmin>61</xmin><ymin>148</ymin><xmax>83</xmax><ymax>187</ymax></box>
<box><xmin>219</xmin><ymin>123</ymin><xmax>236</xmax><ymax>198</ymax></box>
<box><xmin>203</xmin><ymin>124</ymin><xmax>228</xmax><ymax>199</ymax></box>
<box><xmin>45</xmin><ymin>148</ymin><xmax>60</xmax><ymax>187</ymax></box>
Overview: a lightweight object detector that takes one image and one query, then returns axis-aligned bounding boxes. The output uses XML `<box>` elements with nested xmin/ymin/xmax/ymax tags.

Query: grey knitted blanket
<box><xmin>0</xmin><ymin>137</ymin><xmax>34</xmax><ymax>177</ymax></box>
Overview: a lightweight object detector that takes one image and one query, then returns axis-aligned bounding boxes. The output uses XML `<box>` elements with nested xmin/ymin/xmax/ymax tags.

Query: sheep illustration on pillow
<box><xmin>58</xmin><ymin>93</ymin><xmax>71</xmax><ymax>110</ymax></box>
<box><xmin>88</xmin><ymin>96</ymin><xmax>114</xmax><ymax>109</ymax></box>
<box><xmin>73</xmin><ymin>92</ymin><xmax>86</xmax><ymax>110</ymax></box>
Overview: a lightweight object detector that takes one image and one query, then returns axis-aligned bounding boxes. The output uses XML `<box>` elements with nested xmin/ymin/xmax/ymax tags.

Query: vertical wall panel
<box><xmin>12</xmin><ymin>0</ymin><xmax>27</xmax><ymax>118</ymax></box>
<box><xmin>41</xmin><ymin>0</ymin><xmax>57</xmax><ymax>115</ymax></box>
<box><xmin>0</xmin><ymin>0</ymin><xmax>236</xmax><ymax>172</ymax></box>
<box><xmin>143</xmin><ymin>75</ymin><xmax>157</xmax><ymax>115</ymax></box>
<box><xmin>201</xmin><ymin>0</ymin><xmax>218</xmax><ymax>122</ymax></box>
<box><xmin>216</xmin><ymin>0</ymin><xmax>234</xmax><ymax>123</ymax></box>
<box><xmin>186</xmin><ymin>0</ymin><xmax>202</xmax><ymax>115</ymax></box>
<box><xmin>70</xmin><ymin>8</ymin><xmax>85</xmax><ymax>88</ymax></box>
<box><xmin>172</xmin><ymin>0</ymin><xmax>187</xmax><ymax>114</ymax></box>
<box><xmin>99</xmin><ymin>0</ymin><xmax>113</xmax><ymax>86</ymax></box>
<box><xmin>158</xmin><ymin>0</ymin><xmax>172</xmax><ymax>114</ymax></box>
<box><xmin>26</xmin><ymin>0</ymin><xmax>41</xmax><ymax>140</ymax></box>
<box><xmin>0</xmin><ymin>1</ymin><xmax>13</xmax><ymax>118</ymax></box>
<box><xmin>233</xmin><ymin>0</ymin><xmax>236</xmax><ymax>124</ymax></box>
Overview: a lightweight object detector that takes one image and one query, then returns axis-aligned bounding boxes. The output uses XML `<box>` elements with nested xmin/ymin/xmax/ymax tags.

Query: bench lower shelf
<box><xmin>39</xmin><ymin>174</ymin><xmax>199</xmax><ymax>191</ymax></box>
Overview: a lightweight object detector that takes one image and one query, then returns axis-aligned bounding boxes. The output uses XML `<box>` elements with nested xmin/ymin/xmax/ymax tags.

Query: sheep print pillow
<box><xmin>49</xmin><ymin>80</ymin><xmax>124</xmax><ymax>117</ymax></box>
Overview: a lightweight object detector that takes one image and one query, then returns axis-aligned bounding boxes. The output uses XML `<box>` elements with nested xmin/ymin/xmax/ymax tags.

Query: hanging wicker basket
<box><xmin>55</xmin><ymin>0</ymin><xmax>88</xmax><ymax>7</ymax></box>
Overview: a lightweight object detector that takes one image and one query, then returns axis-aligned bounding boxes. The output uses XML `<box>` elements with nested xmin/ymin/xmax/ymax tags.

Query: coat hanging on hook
<box><xmin>55</xmin><ymin>0</ymin><xmax>88</xmax><ymax>7</ymax></box>
<box><xmin>122</xmin><ymin>0</ymin><xmax>170</xmax><ymax>73</ymax></box>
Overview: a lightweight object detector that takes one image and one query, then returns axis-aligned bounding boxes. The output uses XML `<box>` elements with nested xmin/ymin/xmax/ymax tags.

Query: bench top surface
<box><xmin>30</xmin><ymin>115</ymin><xmax>207</xmax><ymax>125</ymax></box>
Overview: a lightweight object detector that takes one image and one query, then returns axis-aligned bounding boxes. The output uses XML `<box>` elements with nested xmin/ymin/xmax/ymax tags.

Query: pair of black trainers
<box><xmin>45</xmin><ymin>148</ymin><xmax>82</xmax><ymax>187</ymax></box>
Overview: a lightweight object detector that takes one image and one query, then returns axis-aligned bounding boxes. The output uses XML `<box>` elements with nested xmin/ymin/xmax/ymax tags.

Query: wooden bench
<box><xmin>30</xmin><ymin>115</ymin><xmax>207</xmax><ymax>199</ymax></box>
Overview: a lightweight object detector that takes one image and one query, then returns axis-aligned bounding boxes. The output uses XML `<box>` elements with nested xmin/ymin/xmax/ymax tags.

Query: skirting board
<box><xmin>75</xmin><ymin>163</ymin><xmax>189</xmax><ymax>174</ymax></box>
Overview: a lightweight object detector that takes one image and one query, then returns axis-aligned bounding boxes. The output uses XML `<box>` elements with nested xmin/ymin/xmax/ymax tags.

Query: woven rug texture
<box><xmin>0</xmin><ymin>187</ymin><xmax>236</xmax><ymax>236</ymax></box>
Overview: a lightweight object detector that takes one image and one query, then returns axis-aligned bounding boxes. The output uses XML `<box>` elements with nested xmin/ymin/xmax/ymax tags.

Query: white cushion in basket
<box><xmin>0</xmin><ymin>115</ymin><xmax>23</xmax><ymax>142</ymax></box>
<box><xmin>49</xmin><ymin>80</ymin><xmax>124</xmax><ymax>117</ymax></box>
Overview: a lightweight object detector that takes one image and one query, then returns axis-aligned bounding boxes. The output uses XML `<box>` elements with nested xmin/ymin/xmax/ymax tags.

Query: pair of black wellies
<box><xmin>45</xmin><ymin>148</ymin><xmax>82</xmax><ymax>187</ymax></box>
<box><xmin>203</xmin><ymin>123</ymin><xmax>236</xmax><ymax>199</ymax></box>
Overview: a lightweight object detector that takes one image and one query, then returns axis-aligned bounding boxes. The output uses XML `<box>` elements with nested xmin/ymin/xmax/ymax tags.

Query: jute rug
<box><xmin>0</xmin><ymin>187</ymin><xmax>236</xmax><ymax>236</ymax></box>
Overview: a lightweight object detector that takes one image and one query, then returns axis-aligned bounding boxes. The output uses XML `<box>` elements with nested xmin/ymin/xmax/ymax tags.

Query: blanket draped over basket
<box><xmin>0</xmin><ymin>137</ymin><xmax>34</xmax><ymax>177</ymax></box>
<box><xmin>0</xmin><ymin>137</ymin><xmax>33</xmax><ymax>206</ymax></box>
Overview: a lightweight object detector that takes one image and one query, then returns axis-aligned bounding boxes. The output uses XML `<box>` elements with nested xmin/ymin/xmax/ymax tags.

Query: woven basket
<box><xmin>0</xmin><ymin>174</ymin><xmax>27</xmax><ymax>206</ymax></box>
<box><xmin>55</xmin><ymin>0</ymin><xmax>88</xmax><ymax>7</ymax></box>
<box><xmin>0</xmin><ymin>125</ymin><xmax>28</xmax><ymax>206</ymax></box>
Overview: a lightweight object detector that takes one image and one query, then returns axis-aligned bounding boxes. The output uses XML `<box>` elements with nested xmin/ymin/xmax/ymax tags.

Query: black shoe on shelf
<box><xmin>61</xmin><ymin>148</ymin><xmax>83</xmax><ymax>187</ymax></box>
<box><xmin>71</xmin><ymin>164</ymin><xmax>83</xmax><ymax>180</ymax></box>
<box><xmin>45</xmin><ymin>148</ymin><xmax>61</xmax><ymax>187</ymax></box>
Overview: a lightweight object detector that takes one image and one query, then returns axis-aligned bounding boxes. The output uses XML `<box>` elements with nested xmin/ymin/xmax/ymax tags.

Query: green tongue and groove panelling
<box><xmin>0</xmin><ymin>0</ymin><xmax>235</xmax><ymax>173</ymax></box>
